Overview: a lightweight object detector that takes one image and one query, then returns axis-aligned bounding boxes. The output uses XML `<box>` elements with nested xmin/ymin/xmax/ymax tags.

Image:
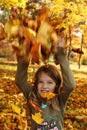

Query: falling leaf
<box><xmin>29</xmin><ymin>42</ymin><xmax>40</xmax><ymax>64</ymax></box>
<box><xmin>4</xmin><ymin>19</ymin><xmax>20</xmax><ymax>39</ymax></box>
<box><xmin>32</xmin><ymin>112</ymin><xmax>44</xmax><ymax>124</ymax></box>
<box><xmin>29</xmin><ymin>100</ymin><xmax>42</xmax><ymax>112</ymax></box>
<box><xmin>72</xmin><ymin>48</ymin><xmax>84</xmax><ymax>54</ymax></box>
<box><xmin>37</xmin><ymin>21</ymin><xmax>53</xmax><ymax>50</ymax></box>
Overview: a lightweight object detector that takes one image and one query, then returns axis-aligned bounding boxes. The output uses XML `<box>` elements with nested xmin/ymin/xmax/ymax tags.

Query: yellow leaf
<box><xmin>3</xmin><ymin>76</ymin><xmax>15</xmax><ymax>81</ymax></box>
<box><xmin>32</xmin><ymin>112</ymin><xmax>44</xmax><ymax>124</ymax></box>
<box><xmin>21</xmin><ymin>109</ymin><xmax>26</xmax><ymax>117</ymax></box>
<box><xmin>4</xmin><ymin>21</ymin><xmax>19</xmax><ymax>38</ymax></box>
<box><xmin>11</xmin><ymin>103</ymin><xmax>21</xmax><ymax>115</ymax></box>
<box><xmin>28</xmin><ymin>28</ymin><xmax>36</xmax><ymax>37</ymax></box>
<box><xmin>41</xmin><ymin>92</ymin><xmax>56</xmax><ymax>100</ymax></box>
<box><xmin>37</xmin><ymin>21</ymin><xmax>53</xmax><ymax>49</ymax></box>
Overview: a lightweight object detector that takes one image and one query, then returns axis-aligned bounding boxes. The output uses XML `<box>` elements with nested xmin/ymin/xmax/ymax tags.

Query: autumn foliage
<box><xmin>2</xmin><ymin>6</ymin><xmax>60</xmax><ymax>64</ymax></box>
<box><xmin>0</xmin><ymin>65</ymin><xmax>87</xmax><ymax>130</ymax></box>
<box><xmin>0</xmin><ymin>0</ymin><xmax>87</xmax><ymax>65</ymax></box>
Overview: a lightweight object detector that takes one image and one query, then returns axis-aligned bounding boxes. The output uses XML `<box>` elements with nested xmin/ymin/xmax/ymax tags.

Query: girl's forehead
<box><xmin>39</xmin><ymin>71</ymin><xmax>49</xmax><ymax>77</ymax></box>
<box><xmin>38</xmin><ymin>72</ymin><xmax>55</xmax><ymax>81</ymax></box>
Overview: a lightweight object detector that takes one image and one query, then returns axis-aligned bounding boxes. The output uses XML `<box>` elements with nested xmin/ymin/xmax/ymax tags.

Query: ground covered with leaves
<box><xmin>0</xmin><ymin>64</ymin><xmax>87</xmax><ymax>130</ymax></box>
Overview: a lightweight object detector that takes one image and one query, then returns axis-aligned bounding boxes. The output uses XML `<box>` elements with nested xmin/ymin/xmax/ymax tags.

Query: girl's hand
<box><xmin>53</xmin><ymin>33</ymin><xmax>66</xmax><ymax>54</ymax></box>
<box><xmin>58</xmin><ymin>34</ymin><xmax>65</xmax><ymax>48</ymax></box>
<box><xmin>58</xmin><ymin>35</ymin><xmax>65</xmax><ymax>48</ymax></box>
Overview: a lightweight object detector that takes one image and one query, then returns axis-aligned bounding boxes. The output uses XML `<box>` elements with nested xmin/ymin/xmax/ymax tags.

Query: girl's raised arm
<box><xmin>15</xmin><ymin>57</ymin><xmax>31</xmax><ymax>99</ymax></box>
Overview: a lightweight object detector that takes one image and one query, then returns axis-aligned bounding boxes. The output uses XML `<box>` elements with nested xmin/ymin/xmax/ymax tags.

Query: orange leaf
<box><xmin>12</xmin><ymin>45</ymin><xmax>21</xmax><ymax>56</ymax></box>
<box><xmin>30</xmin><ymin>42</ymin><xmax>40</xmax><ymax>64</ymax></box>
<box><xmin>29</xmin><ymin>100</ymin><xmax>42</xmax><ymax>112</ymax></box>
<box><xmin>41</xmin><ymin>92</ymin><xmax>56</xmax><ymax>100</ymax></box>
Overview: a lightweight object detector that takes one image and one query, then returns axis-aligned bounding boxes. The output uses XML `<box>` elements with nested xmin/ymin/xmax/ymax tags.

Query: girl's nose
<box><xmin>42</xmin><ymin>83</ymin><xmax>47</xmax><ymax>89</ymax></box>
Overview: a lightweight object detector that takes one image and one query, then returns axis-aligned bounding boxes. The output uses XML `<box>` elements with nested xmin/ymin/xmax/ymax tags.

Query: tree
<box><xmin>0</xmin><ymin>0</ymin><xmax>28</xmax><ymax>9</ymax></box>
<box><xmin>0</xmin><ymin>0</ymin><xmax>87</xmax><ymax>65</ymax></box>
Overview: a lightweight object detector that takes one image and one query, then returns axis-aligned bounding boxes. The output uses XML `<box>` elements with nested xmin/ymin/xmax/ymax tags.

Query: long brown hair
<box><xmin>33</xmin><ymin>64</ymin><xmax>62</xmax><ymax>110</ymax></box>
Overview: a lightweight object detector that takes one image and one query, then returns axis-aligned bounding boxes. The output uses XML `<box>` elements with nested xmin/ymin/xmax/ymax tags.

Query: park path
<box><xmin>0</xmin><ymin>59</ymin><xmax>87</xmax><ymax>74</ymax></box>
<box><xmin>70</xmin><ymin>62</ymin><xmax>87</xmax><ymax>73</ymax></box>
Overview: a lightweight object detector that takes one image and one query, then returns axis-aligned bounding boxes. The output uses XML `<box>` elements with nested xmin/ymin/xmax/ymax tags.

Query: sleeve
<box><xmin>15</xmin><ymin>57</ymin><xmax>32</xmax><ymax>99</ymax></box>
<box><xmin>54</xmin><ymin>47</ymin><xmax>76</xmax><ymax>107</ymax></box>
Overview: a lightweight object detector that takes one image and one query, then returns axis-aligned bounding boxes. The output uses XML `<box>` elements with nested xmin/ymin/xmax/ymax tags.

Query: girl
<box><xmin>15</xmin><ymin>43</ymin><xmax>75</xmax><ymax>130</ymax></box>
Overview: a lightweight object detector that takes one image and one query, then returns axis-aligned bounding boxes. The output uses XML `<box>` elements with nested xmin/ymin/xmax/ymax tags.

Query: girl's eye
<box><xmin>48</xmin><ymin>81</ymin><xmax>53</xmax><ymax>84</ymax></box>
<box><xmin>38</xmin><ymin>81</ymin><xmax>43</xmax><ymax>84</ymax></box>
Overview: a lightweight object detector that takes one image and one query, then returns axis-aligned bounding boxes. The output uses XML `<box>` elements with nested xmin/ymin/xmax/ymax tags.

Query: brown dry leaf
<box><xmin>29</xmin><ymin>42</ymin><xmax>40</xmax><ymax>64</ymax></box>
<box><xmin>0</xmin><ymin>25</ymin><xmax>6</xmax><ymax>40</ymax></box>
<box><xmin>36</xmin><ymin>7</ymin><xmax>50</xmax><ymax>23</ymax></box>
<box><xmin>12</xmin><ymin>44</ymin><xmax>21</xmax><ymax>56</ymax></box>
<box><xmin>72</xmin><ymin>48</ymin><xmax>84</xmax><ymax>54</ymax></box>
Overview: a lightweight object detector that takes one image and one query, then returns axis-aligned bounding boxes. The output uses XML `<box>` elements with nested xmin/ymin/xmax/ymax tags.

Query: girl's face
<box><xmin>37</xmin><ymin>72</ymin><xmax>56</xmax><ymax>96</ymax></box>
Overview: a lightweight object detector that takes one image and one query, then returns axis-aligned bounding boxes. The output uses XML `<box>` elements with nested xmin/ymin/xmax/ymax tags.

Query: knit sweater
<box><xmin>15</xmin><ymin>47</ymin><xmax>76</xmax><ymax>130</ymax></box>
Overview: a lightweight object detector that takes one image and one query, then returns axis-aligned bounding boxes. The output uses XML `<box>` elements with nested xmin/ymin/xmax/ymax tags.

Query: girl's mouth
<box><xmin>41</xmin><ymin>90</ymin><xmax>49</xmax><ymax>93</ymax></box>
